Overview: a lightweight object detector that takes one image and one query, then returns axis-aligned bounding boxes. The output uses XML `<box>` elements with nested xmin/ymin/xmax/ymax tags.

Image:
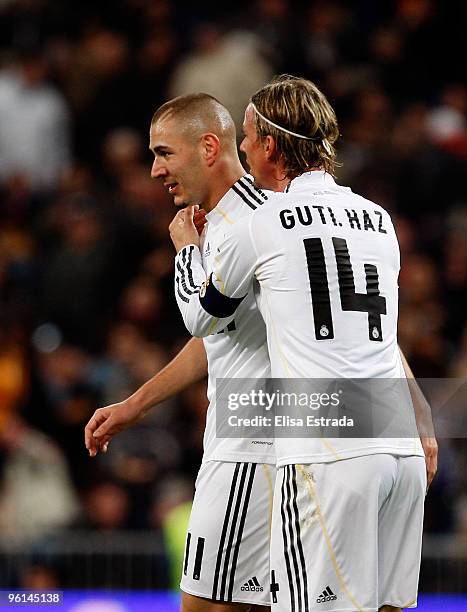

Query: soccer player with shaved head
<box><xmin>86</xmin><ymin>93</ymin><xmax>284</xmax><ymax>612</ymax></box>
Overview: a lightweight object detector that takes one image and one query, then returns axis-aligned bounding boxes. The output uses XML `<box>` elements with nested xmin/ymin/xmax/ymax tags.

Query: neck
<box><xmin>203</xmin><ymin>158</ymin><xmax>246</xmax><ymax>212</ymax></box>
<box><xmin>284</xmin><ymin>166</ymin><xmax>325</xmax><ymax>188</ymax></box>
<box><xmin>263</xmin><ymin>159</ymin><xmax>291</xmax><ymax>193</ymax></box>
<box><xmin>268</xmin><ymin>174</ymin><xmax>290</xmax><ymax>193</ymax></box>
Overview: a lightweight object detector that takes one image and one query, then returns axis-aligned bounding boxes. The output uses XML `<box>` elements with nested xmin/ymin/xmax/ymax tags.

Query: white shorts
<box><xmin>270</xmin><ymin>455</ymin><xmax>426</xmax><ymax>612</ymax></box>
<box><xmin>180</xmin><ymin>460</ymin><xmax>276</xmax><ymax>605</ymax></box>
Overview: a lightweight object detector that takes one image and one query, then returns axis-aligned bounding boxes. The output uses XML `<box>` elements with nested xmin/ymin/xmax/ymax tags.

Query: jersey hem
<box><xmin>180</xmin><ymin>584</ymin><xmax>271</xmax><ymax>606</ymax></box>
<box><xmin>203</xmin><ymin>452</ymin><xmax>275</xmax><ymax>465</ymax></box>
<box><xmin>379</xmin><ymin>600</ymin><xmax>418</xmax><ymax>609</ymax></box>
<box><xmin>277</xmin><ymin>446</ymin><xmax>424</xmax><ymax>467</ymax></box>
<box><xmin>302</xmin><ymin>602</ymin><xmax>417</xmax><ymax>612</ymax></box>
<box><xmin>202</xmin><ymin>452</ymin><xmax>276</xmax><ymax>466</ymax></box>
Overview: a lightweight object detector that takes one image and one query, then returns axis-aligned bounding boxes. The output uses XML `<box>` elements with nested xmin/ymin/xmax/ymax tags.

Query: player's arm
<box><xmin>399</xmin><ymin>347</ymin><xmax>438</xmax><ymax>489</ymax></box>
<box><xmin>85</xmin><ymin>337</ymin><xmax>207</xmax><ymax>457</ymax></box>
<box><xmin>170</xmin><ymin>206</ymin><xmax>256</xmax><ymax>337</ymax></box>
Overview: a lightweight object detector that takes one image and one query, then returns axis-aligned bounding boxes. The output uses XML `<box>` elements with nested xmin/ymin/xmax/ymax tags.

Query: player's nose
<box><xmin>151</xmin><ymin>158</ymin><xmax>166</xmax><ymax>179</ymax></box>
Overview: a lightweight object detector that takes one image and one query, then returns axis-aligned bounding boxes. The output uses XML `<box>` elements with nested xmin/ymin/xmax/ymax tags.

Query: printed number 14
<box><xmin>304</xmin><ymin>237</ymin><xmax>387</xmax><ymax>341</ymax></box>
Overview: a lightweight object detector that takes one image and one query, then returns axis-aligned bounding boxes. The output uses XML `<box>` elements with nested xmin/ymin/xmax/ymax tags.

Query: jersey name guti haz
<box><xmin>174</xmin><ymin>175</ymin><xmax>274</xmax><ymax>464</ymax></box>
<box><xmin>175</xmin><ymin>171</ymin><xmax>423</xmax><ymax>466</ymax></box>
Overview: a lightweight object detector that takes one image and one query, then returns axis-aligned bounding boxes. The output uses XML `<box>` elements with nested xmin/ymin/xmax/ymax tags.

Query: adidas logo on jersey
<box><xmin>317</xmin><ymin>586</ymin><xmax>337</xmax><ymax>603</ymax></box>
<box><xmin>241</xmin><ymin>577</ymin><xmax>263</xmax><ymax>592</ymax></box>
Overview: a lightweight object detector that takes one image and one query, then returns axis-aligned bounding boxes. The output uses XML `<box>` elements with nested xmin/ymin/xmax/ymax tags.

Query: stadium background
<box><xmin>0</xmin><ymin>0</ymin><xmax>465</xmax><ymax>608</ymax></box>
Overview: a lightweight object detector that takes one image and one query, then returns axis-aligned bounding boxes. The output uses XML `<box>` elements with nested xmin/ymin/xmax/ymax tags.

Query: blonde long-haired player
<box><xmin>171</xmin><ymin>75</ymin><xmax>436</xmax><ymax>612</ymax></box>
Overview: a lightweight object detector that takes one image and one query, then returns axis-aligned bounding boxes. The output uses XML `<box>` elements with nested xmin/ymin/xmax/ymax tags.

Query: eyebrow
<box><xmin>150</xmin><ymin>145</ymin><xmax>171</xmax><ymax>155</ymax></box>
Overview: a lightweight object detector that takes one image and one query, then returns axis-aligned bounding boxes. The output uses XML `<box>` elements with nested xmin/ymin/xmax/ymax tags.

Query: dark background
<box><xmin>0</xmin><ymin>0</ymin><xmax>465</xmax><ymax>591</ymax></box>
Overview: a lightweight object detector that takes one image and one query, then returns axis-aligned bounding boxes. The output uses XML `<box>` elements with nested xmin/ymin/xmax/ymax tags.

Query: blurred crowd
<box><xmin>0</xmin><ymin>0</ymin><xmax>466</xmax><ymax>587</ymax></box>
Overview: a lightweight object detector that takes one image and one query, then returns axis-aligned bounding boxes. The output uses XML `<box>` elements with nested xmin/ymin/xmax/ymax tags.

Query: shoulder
<box><xmin>356</xmin><ymin>194</ymin><xmax>391</xmax><ymax>216</ymax></box>
<box><xmin>231</xmin><ymin>175</ymin><xmax>269</xmax><ymax>214</ymax></box>
<box><xmin>337</xmin><ymin>184</ymin><xmax>389</xmax><ymax>216</ymax></box>
<box><xmin>236</xmin><ymin>192</ymin><xmax>288</xmax><ymax>245</ymax></box>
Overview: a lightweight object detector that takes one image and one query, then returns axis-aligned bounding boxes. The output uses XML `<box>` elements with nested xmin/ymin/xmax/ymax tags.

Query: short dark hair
<box><xmin>152</xmin><ymin>93</ymin><xmax>222</xmax><ymax>125</ymax></box>
<box><xmin>151</xmin><ymin>93</ymin><xmax>237</xmax><ymax>146</ymax></box>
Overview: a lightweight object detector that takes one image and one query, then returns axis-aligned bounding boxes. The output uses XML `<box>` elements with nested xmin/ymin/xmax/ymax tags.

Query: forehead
<box><xmin>247</xmin><ymin>102</ymin><xmax>255</xmax><ymax>125</ymax></box>
<box><xmin>243</xmin><ymin>104</ymin><xmax>256</xmax><ymax>130</ymax></box>
<box><xmin>149</xmin><ymin>117</ymin><xmax>186</xmax><ymax>149</ymax></box>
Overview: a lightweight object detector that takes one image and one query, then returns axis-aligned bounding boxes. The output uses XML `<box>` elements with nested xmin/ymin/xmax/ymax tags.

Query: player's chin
<box><xmin>173</xmin><ymin>195</ymin><xmax>187</xmax><ymax>209</ymax></box>
<box><xmin>174</xmin><ymin>195</ymin><xmax>196</xmax><ymax>210</ymax></box>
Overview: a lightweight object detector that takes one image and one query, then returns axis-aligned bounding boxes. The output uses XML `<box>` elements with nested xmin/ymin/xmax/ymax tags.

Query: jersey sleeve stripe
<box><xmin>175</xmin><ymin>248</ymin><xmax>200</xmax><ymax>302</ymax></box>
<box><xmin>175</xmin><ymin>262</ymin><xmax>191</xmax><ymax>301</ymax></box>
<box><xmin>175</xmin><ymin>260</ymin><xmax>198</xmax><ymax>295</ymax></box>
<box><xmin>185</xmin><ymin>245</ymin><xmax>199</xmax><ymax>292</ymax></box>
<box><xmin>175</xmin><ymin>274</ymin><xmax>190</xmax><ymax>303</ymax></box>
<box><xmin>181</xmin><ymin>247</ymin><xmax>198</xmax><ymax>292</ymax></box>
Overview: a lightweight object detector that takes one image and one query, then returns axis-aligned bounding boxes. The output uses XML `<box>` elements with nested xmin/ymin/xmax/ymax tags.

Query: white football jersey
<box><xmin>175</xmin><ymin>175</ymin><xmax>274</xmax><ymax>464</ymax></box>
<box><xmin>176</xmin><ymin>171</ymin><xmax>423</xmax><ymax>466</ymax></box>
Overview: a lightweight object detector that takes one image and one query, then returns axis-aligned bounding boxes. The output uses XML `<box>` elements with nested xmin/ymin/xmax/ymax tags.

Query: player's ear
<box><xmin>264</xmin><ymin>135</ymin><xmax>277</xmax><ymax>162</ymax></box>
<box><xmin>201</xmin><ymin>133</ymin><xmax>220</xmax><ymax>166</ymax></box>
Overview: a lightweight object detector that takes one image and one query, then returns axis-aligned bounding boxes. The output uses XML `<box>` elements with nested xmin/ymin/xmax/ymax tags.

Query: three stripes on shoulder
<box><xmin>232</xmin><ymin>176</ymin><xmax>268</xmax><ymax>211</ymax></box>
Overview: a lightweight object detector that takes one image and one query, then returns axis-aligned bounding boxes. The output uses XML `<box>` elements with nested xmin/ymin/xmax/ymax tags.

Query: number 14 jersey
<box><xmin>175</xmin><ymin>171</ymin><xmax>423</xmax><ymax>466</ymax></box>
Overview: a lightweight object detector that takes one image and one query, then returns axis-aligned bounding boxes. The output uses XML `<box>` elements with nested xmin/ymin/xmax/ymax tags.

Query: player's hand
<box><xmin>169</xmin><ymin>205</ymin><xmax>200</xmax><ymax>253</ymax></box>
<box><xmin>421</xmin><ymin>436</ymin><xmax>438</xmax><ymax>491</ymax></box>
<box><xmin>84</xmin><ymin>400</ymin><xmax>145</xmax><ymax>457</ymax></box>
<box><xmin>194</xmin><ymin>208</ymin><xmax>207</xmax><ymax>235</ymax></box>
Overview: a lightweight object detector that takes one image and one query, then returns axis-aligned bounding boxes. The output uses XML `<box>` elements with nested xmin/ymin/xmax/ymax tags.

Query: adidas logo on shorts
<box><xmin>241</xmin><ymin>577</ymin><xmax>263</xmax><ymax>592</ymax></box>
<box><xmin>317</xmin><ymin>586</ymin><xmax>337</xmax><ymax>603</ymax></box>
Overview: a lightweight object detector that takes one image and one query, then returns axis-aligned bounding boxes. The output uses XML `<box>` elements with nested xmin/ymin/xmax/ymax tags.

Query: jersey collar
<box><xmin>286</xmin><ymin>170</ymin><xmax>337</xmax><ymax>193</ymax></box>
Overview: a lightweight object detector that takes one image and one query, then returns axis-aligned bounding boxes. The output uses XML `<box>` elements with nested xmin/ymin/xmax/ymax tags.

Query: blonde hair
<box><xmin>251</xmin><ymin>75</ymin><xmax>340</xmax><ymax>176</ymax></box>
